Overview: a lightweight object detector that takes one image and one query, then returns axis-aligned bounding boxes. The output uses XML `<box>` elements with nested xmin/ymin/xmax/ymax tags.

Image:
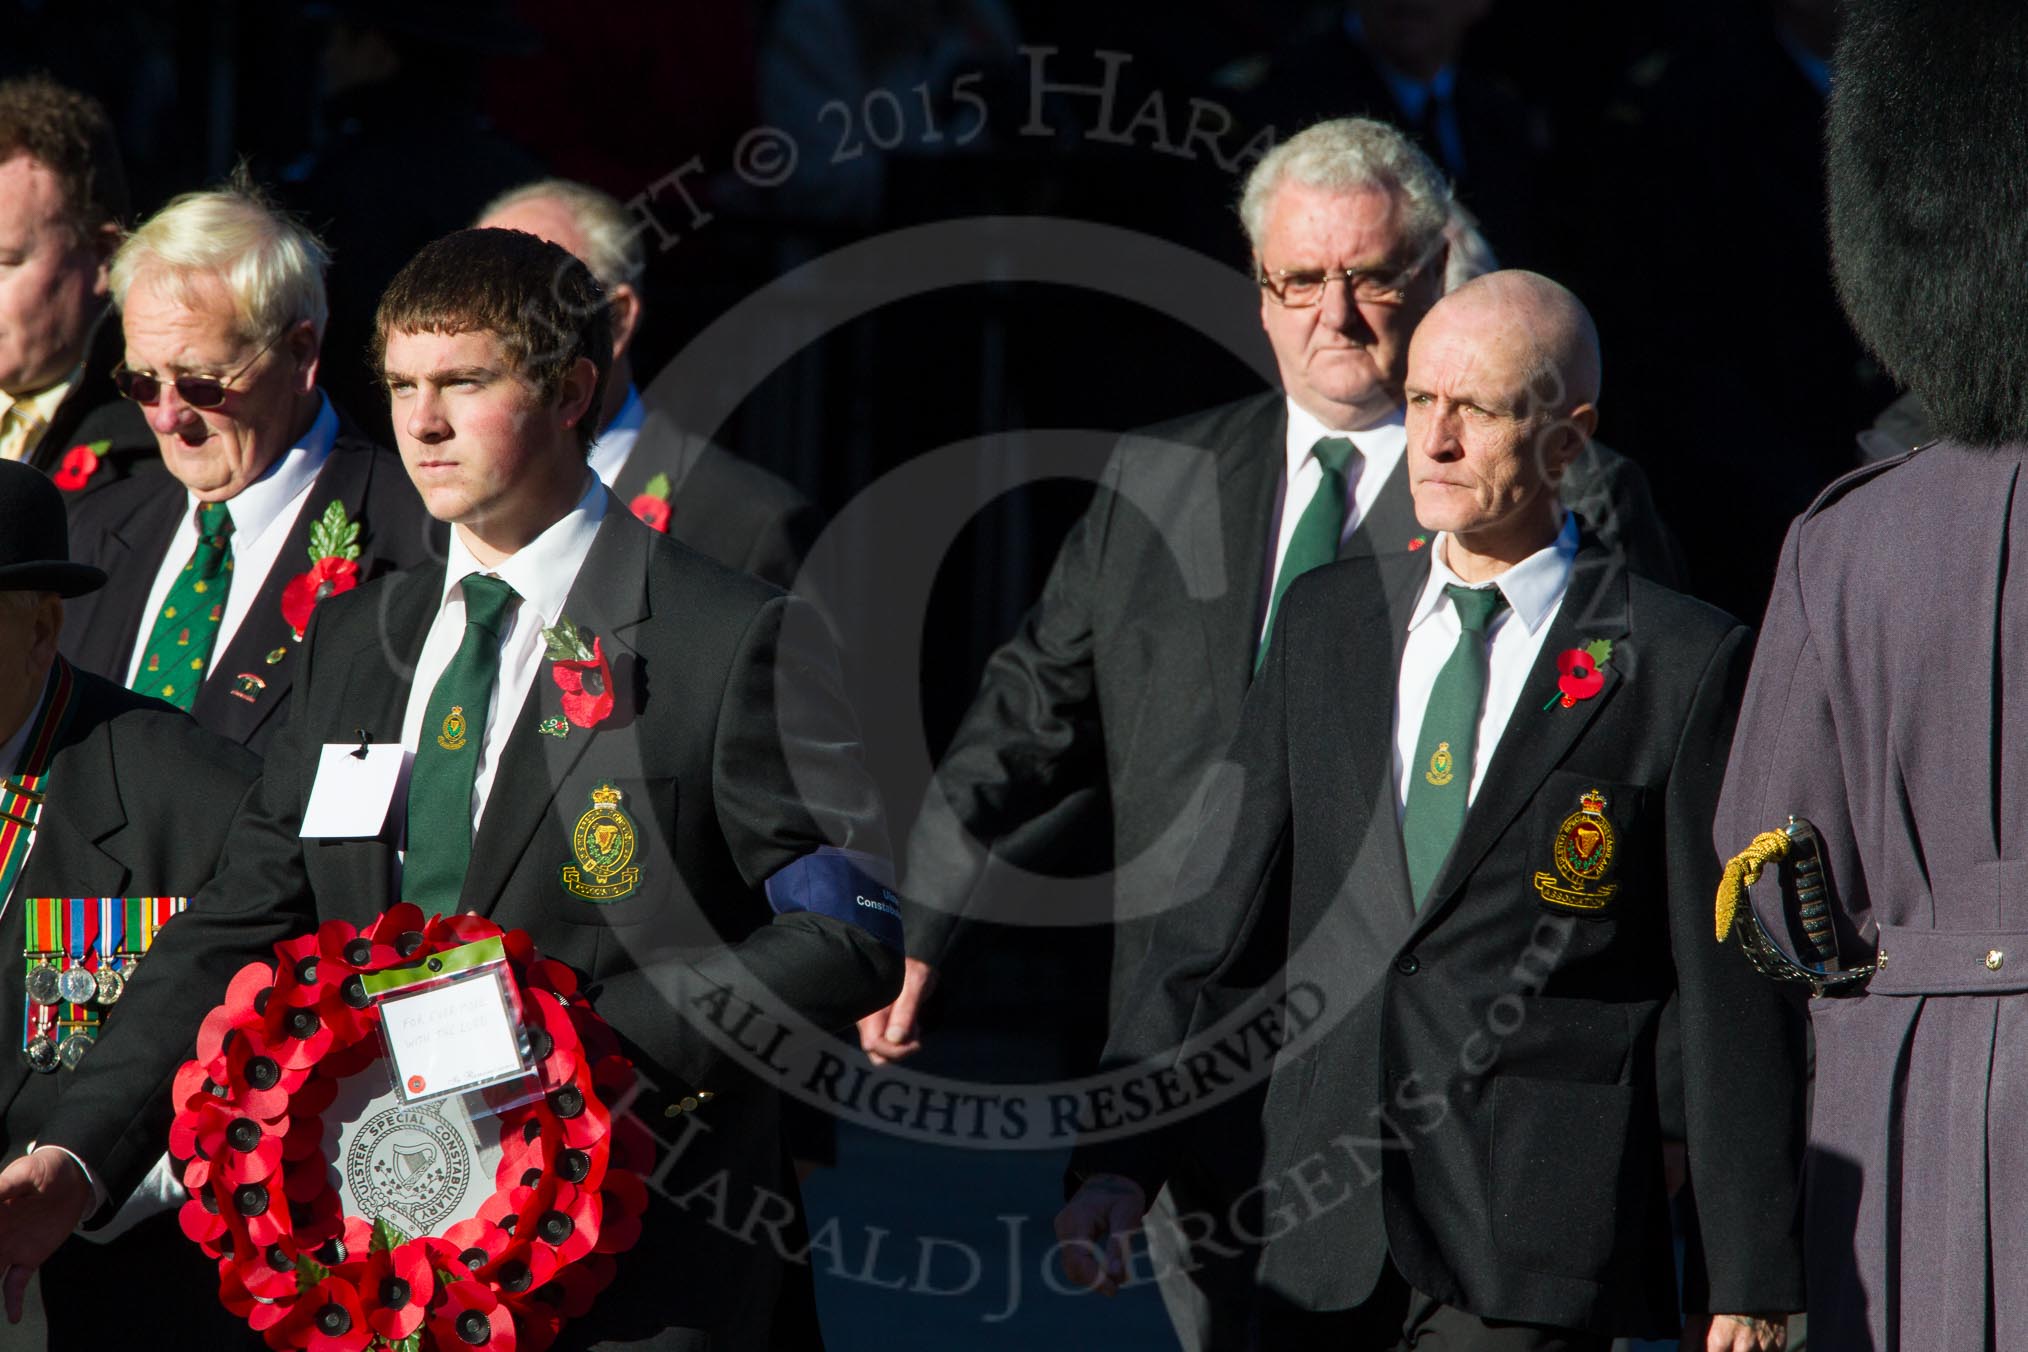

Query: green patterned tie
<box><xmin>1257</xmin><ymin>436</ymin><xmax>1357</xmax><ymax>672</ymax></box>
<box><xmin>133</xmin><ymin>501</ymin><xmax>234</xmax><ymax>710</ymax></box>
<box><xmin>404</xmin><ymin>574</ymin><xmax>520</xmax><ymax>914</ymax></box>
<box><xmin>1401</xmin><ymin>584</ymin><xmax>1510</xmax><ymax>908</ymax></box>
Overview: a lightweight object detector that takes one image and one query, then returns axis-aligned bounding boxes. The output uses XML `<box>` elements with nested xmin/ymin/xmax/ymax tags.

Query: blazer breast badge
<box><xmin>1532</xmin><ymin>788</ymin><xmax>1620</xmax><ymax>913</ymax></box>
<box><xmin>561</xmin><ymin>781</ymin><xmax>642</xmax><ymax>901</ymax></box>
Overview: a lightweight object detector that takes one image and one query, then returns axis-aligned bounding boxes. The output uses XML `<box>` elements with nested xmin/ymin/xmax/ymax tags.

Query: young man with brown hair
<box><xmin>1</xmin><ymin>228</ymin><xmax>903</xmax><ymax>1348</ymax></box>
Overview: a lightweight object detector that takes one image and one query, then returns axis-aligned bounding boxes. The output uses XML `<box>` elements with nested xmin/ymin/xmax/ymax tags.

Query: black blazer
<box><xmin>904</xmin><ymin>390</ymin><xmax>1683</xmax><ymax>1017</ymax></box>
<box><xmin>25</xmin><ymin>313</ymin><xmax>154</xmax><ymax>499</ymax></box>
<box><xmin>39</xmin><ymin>502</ymin><xmax>902</xmax><ymax>1341</ymax></box>
<box><xmin>0</xmin><ymin>668</ymin><xmax>260</xmax><ymax>1174</ymax></box>
<box><xmin>612</xmin><ymin>402</ymin><xmax>822</xmax><ymax>591</ymax></box>
<box><xmin>60</xmin><ymin>432</ymin><xmax>446</xmax><ymax>753</ymax></box>
<box><xmin>1073</xmin><ymin>542</ymin><xmax>1805</xmax><ymax>1337</ymax></box>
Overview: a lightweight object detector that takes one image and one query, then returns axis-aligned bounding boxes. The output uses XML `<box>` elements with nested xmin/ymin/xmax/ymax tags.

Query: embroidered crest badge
<box><xmin>437</xmin><ymin>705</ymin><xmax>468</xmax><ymax>751</ymax></box>
<box><xmin>1424</xmin><ymin>741</ymin><xmax>1456</xmax><ymax>787</ymax></box>
<box><xmin>1532</xmin><ymin>788</ymin><xmax>1621</xmax><ymax>912</ymax></box>
<box><xmin>561</xmin><ymin>782</ymin><xmax>642</xmax><ymax>901</ymax></box>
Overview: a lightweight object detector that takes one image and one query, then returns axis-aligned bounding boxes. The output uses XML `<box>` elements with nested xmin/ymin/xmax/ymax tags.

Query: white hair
<box><xmin>477</xmin><ymin>177</ymin><xmax>645</xmax><ymax>292</ymax></box>
<box><xmin>110</xmin><ymin>183</ymin><xmax>329</xmax><ymax>343</ymax></box>
<box><xmin>1238</xmin><ymin>117</ymin><xmax>1453</xmax><ymax>263</ymax></box>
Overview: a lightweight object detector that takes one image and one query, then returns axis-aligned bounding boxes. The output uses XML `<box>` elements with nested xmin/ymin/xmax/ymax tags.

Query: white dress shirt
<box><xmin>396</xmin><ymin>473</ymin><xmax>607</xmax><ymax>840</ymax></box>
<box><xmin>1392</xmin><ymin>513</ymin><xmax>1580</xmax><ymax>815</ymax></box>
<box><xmin>123</xmin><ymin>396</ymin><xmax>339</xmax><ymax>686</ymax></box>
<box><xmin>1262</xmin><ymin>399</ymin><xmax>1408</xmax><ymax>643</ymax></box>
<box><xmin>587</xmin><ymin>384</ymin><xmax>645</xmax><ymax>490</ymax></box>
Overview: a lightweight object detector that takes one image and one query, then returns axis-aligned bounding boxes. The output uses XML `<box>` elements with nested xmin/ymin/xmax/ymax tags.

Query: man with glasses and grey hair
<box><xmin>477</xmin><ymin>178</ymin><xmax>820</xmax><ymax>589</ymax></box>
<box><xmin>59</xmin><ymin>180</ymin><xmax>440</xmax><ymax>752</ymax></box>
<box><xmin>865</xmin><ymin>117</ymin><xmax>1681</xmax><ymax>1348</ymax></box>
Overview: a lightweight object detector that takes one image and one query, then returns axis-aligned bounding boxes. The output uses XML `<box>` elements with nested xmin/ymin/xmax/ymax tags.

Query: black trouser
<box><xmin>1256</xmin><ymin>1263</ymin><xmax>1613</xmax><ymax>1352</ymax></box>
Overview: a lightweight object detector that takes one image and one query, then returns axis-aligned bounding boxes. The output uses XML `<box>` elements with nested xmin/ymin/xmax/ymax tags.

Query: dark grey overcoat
<box><xmin>1717</xmin><ymin>441</ymin><xmax>2026</xmax><ymax>1352</ymax></box>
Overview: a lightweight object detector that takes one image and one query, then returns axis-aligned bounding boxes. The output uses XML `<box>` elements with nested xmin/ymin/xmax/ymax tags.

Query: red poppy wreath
<box><xmin>169</xmin><ymin>905</ymin><xmax>653</xmax><ymax>1352</ymax></box>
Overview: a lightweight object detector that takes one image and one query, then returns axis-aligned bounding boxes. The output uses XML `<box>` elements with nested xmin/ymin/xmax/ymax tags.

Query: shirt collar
<box><xmin>1408</xmin><ymin>510</ymin><xmax>1579</xmax><ymax>634</ymax></box>
<box><xmin>193</xmin><ymin>393</ymin><xmax>338</xmax><ymax>545</ymax></box>
<box><xmin>1283</xmin><ymin>398</ymin><xmax>1407</xmax><ymax>481</ymax></box>
<box><xmin>439</xmin><ymin>471</ymin><xmax>609</xmax><ymax>630</ymax></box>
<box><xmin>587</xmin><ymin>384</ymin><xmax>645</xmax><ymax>486</ymax></box>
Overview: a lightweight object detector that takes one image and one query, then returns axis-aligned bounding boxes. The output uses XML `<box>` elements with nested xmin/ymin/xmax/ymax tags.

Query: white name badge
<box><xmin>363</xmin><ymin>938</ymin><xmax>536</xmax><ymax>1105</ymax></box>
<box><xmin>301</xmin><ymin>742</ymin><xmax>407</xmax><ymax>839</ymax></box>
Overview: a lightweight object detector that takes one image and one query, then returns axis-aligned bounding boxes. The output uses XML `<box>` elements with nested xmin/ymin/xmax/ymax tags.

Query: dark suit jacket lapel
<box><xmin>1335</xmin><ymin>554</ymin><xmax>1426</xmax><ymax>927</ymax></box>
<box><xmin>193</xmin><ymin>446</ymin><xmax>385</xmax><ymax>742</ymax></box>
<box><xmin>1345</xmin><ymin>457</ymin><xmax>1420</xmax><ymax>560</ymax></box>
<box><xmin>87</xmin><ymin>492</ymin><xmax>185</xmax><ymax>685</ymax></box>
<box><xmin>1412</xmin><ymin>541</ymin><xmax>1632</xmax><ymax>933</ymax></box>
<box><xmin>1202</xmin><ymin>396</ymin><xmax>1286</xmax><ymax>709</ymax></box>
<box><xmin>458</xmin><ymin>513</ymin><xmax>653</xmax><ymax>916</ymax></box>
<box><xmin>610</xmin><ymin>406</ymin><xmax>700</xmax><ymax>503</ymax></box>
<box><xmin>332</xmin><ymin>565</ymin><xmax>440</xmax><ymax>912</ymax></box>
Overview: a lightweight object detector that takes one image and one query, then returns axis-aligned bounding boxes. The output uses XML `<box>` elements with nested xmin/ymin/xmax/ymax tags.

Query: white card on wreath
<box><xmin>378</xmin><ymin>970</ymin><xmax>526</xmax><ymax>1103</ymax></box>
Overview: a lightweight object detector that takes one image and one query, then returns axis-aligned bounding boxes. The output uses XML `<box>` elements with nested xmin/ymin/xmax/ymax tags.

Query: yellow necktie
<box><xmin>0</xmin><ymin>404</ymin><xmax>46</xmax><ymax>462</ymax></box>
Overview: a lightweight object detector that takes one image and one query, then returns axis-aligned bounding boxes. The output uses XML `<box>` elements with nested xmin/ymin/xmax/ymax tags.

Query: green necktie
<box><xmin>1401</xmin><ymin>584</ymin><xmax>1510</xmax><ymax>908</ymax></box>
<box><xmin>1257</xmin><ymin>436</ymin><xmax>1357</xmax><ymax>673</ymax></box>
<box><xmin>134</xmin><ymin>501</ymin><xmax>234</xmax><ymax>710</ymax></box>
<box><xmin>404</xmin><ymin>573</ymin><xmax>519</xmax><ymax>915</ymax></box>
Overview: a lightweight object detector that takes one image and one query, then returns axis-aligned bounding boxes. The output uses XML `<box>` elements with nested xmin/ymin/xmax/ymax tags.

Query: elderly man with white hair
<box><xmin>476</xmin><ymin>178</ymin><xmax>820</xmax><ymax>589</ymax></box>
<box><xmin>1059</xmin><ymin>270</ymin><xmax>1802</xmax><ymax>1352</ymax></box>
<box><xmin>870</xmin><ymin>116</ymin><xmax>1684</xmax><ymax>1352</ymax></box>
<box><xmin>60</xmin><ymin>180</ymin><xmax>440</xmax><ymax>751</ymax></box>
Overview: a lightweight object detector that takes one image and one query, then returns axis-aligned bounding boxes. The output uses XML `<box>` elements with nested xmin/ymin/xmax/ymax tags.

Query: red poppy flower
<box><xmin>360</xmin><ymin>1239</ymin><xmax>436</xmax><ymax>1341</ymax></box>
<box><xmin>549</xmin><ymin>636</ymin><xmax>615</xmax><ymax>728</ymax></box>
<box><xmin>594</xmin><ymin>1171</ymin><xmax>647</xmax><ymax>1254</ymax></box>
<box><xmin>529</xmin><ymin>1182</ymin><xmax>602</xmax><ymax>1264</ymax></box>
<box><xmin>521</xmin><ymin>990</ymin><xmax>584</xmax><ymax>1090</ymax></box>
<box><xmin>446</xmin><ymin>1214</ymin><xmax>516</xmax><ymax>1272</ymax></box>
<box><xmin>179</xmin><ymin>1183</ymin><xmax>231</xmax><ymax>1251</ymax></box>
<box><xmin>217</xmin><ymin>1257</ymin><xmax>301</xmax><ymax>1336</ymax></box>
<box><xmin>629</xmin><ymin>493</ymin><xmax>671</xmax><ymax>533</ymax></box>
<box><xmin>424</xmin><ymin>910</ymin><xmax>500</xmax><ymax>948</ymax></box>
<box><xmin>346</xmin><ymin>906</ymin><xmax>421</xmax><ymax>969</ymax></box>
<box><xmin>209</xmin><ymin>963</ymin><xmax>277</xmax><ymax>1056</ymax></box>
<box><xmin>1555</xmin><ymin>647</ymin><xmax>1606</xmax><ymax>702</ymax></box>
<box><xmin>588</xmin><ymin>1051</ymin><xmax>634</xmax><ymax>1106</ymax></box>
<box><xmin>524</xmin><ymin>957</ymin><xmax>580</xmax><ymax>1001</ymax></box>
<box><xmin>228</xmin><ymin>1179</ymin><xmax>291</xmax><ymax>1249</ymax></box>
<box><xmin>264</xmin><ymin>998</ymin><xmax>335</xmax><ymax>1070</ymax></box>
<box><xmin>281</xmin><ymin>557</ymin><xmax>361</xmax><ymax>641</ymax></box>
<box><xmin>540</xmin><ymin>1253</ymin><xmax>614</xmax><ymax>1318</ymax></box>
<box><xmin>223</xmin><ymin>1028</ymin><xmax>306</xmax><ymax>1119</ymax></box>
<box><xmin>281</xmin><ymin>1276</ymin><xmax>370</xmax><ymax>1352</ymax></box>
<box><xmin>51</xmin><ymin>442</ymin><xmax>101</xmax><ymax>492</ymax></box>
<box><xmin>1407</xmin><ymin>534</ymin><xmax>1427</xmax><ymax>552</ymax></box>
<box><xmin>213</xmin><ymin>1110</ymin><xmax>289</xmax><ymax>1186</ymax></box>
<box><xmin>429</xmin><ymin>1278</ymin><xmax>518</xmax><ymax>1351</ymax></box>
<box><xmin>239</xmin><ymin>1239</ymin><xmax>308</xmax><ymax>1301</ymax></box>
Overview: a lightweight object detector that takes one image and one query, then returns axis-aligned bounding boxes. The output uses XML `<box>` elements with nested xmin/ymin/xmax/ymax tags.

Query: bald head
<box><xmin>1427</xmin><ymin>269</ymin><xmax>1601</xmax><ymax>414</ymax></box>
<box><xmin>1403</xmin><ymin>270</ymin><xmax>1602</xmax><ymax>581</ymax></box>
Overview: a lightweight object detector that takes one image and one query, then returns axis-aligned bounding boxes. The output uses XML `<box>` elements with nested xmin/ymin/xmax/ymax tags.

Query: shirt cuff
<box><xmin>25</xmin><ymin>1143</ymin><xmax>107</xmax><ymax>1230</ymax></box>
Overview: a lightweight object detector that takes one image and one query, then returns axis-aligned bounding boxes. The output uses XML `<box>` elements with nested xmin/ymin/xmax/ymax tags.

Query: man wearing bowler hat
<box><xmin>0</xmin><ymin>459</ymin><xmax>258</xmax><ymax>1347</ymax></box>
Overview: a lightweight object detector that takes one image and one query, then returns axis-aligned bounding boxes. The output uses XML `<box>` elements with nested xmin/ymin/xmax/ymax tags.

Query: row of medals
<box><xmin>23</xmin><ymin>959</ymin><xmax>125</xmax><ymax>1072</ymax></box>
